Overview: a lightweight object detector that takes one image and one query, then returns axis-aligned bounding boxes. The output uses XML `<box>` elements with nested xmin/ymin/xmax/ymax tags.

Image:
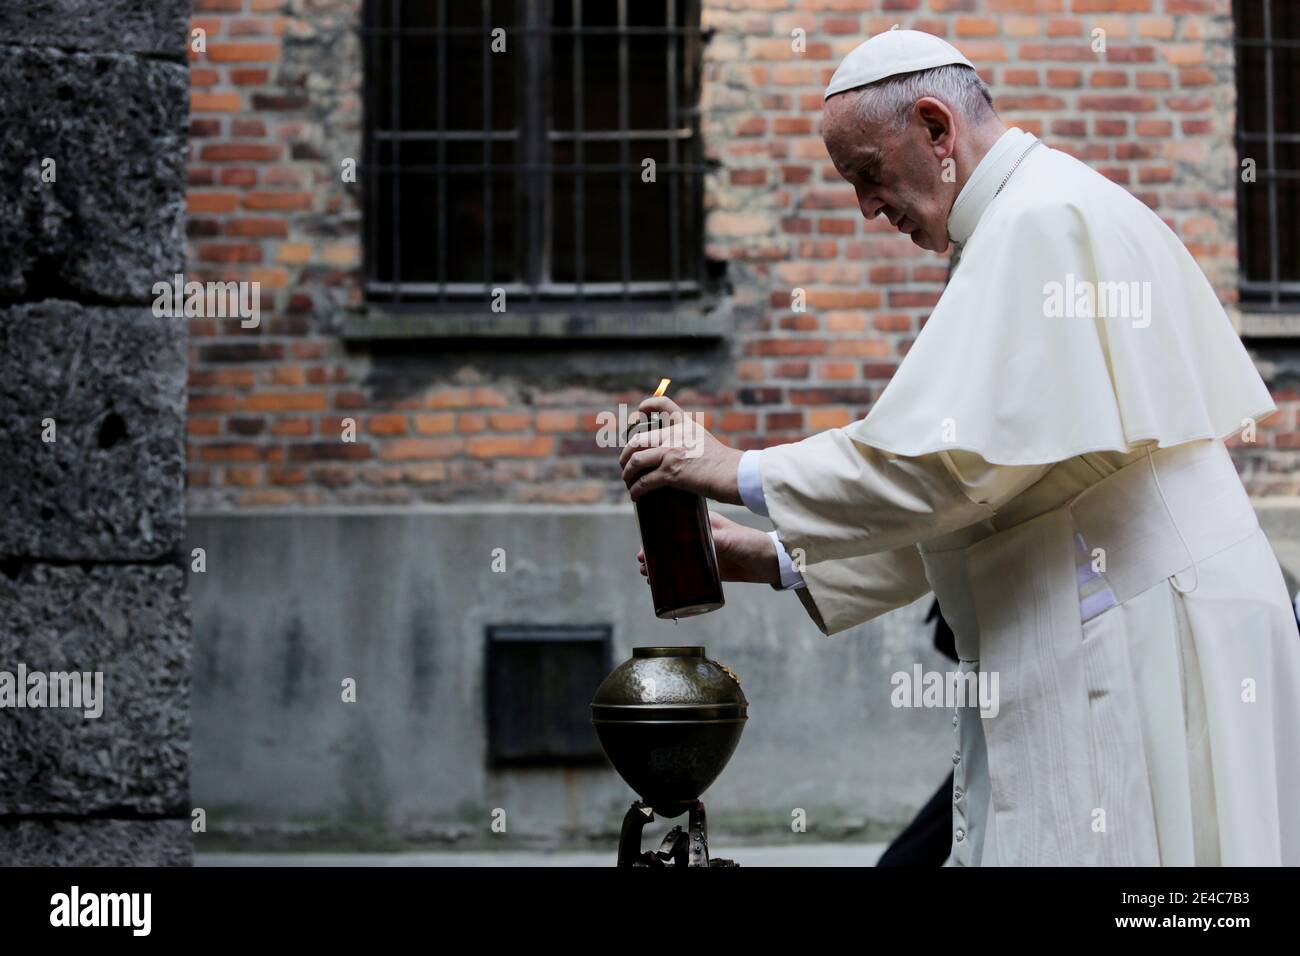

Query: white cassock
<box><xmin>741</xmin><ymin>126</ymin><xmax>1300</xmax><ymax>866</ymax></box>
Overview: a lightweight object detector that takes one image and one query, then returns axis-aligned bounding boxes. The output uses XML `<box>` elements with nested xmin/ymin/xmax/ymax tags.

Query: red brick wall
<box><xmin>185</xmin><ymin>0</ymin><xmax>1300</xmax><ymax>508</ymax></box>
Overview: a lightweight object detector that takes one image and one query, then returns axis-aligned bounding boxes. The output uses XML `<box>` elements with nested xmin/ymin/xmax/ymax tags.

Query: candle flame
<box><xmin>653</xmin><ymin>378</ymin><xmax>671</xmax><ymax>398</ymax></box>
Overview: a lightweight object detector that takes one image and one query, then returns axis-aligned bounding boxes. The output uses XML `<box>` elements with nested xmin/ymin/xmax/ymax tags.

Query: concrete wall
<box><xmin>188</xmin><ymin>506</ymin><xmax>958</xmax><ymax>848</ymax></box>
<box><xmin>189</xmin><ymin>501</ymin><xmax>1300</xmax><ymax>850</ymax></box>
<box><xmin>0</xmin><ymin>0</ymin><xmax>192</xmax><ymax>865</ymax></box>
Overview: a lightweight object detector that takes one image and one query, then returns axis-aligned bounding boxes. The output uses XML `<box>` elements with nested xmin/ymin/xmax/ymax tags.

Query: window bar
<box><xmin>366</xmin><ymin>24</ymin><xmax>702</xmax><ymax>36</ymax></box>
<box><xmin>390</xmin><ymin>0</ymin><xmax>402</xmax><ymax>302</ymax></box>
<box><xmin>483</xmin><ymin>0</ymin><xmax>494</xmax><ymax>288</ymax></box>
<box><xmin>537</xmin><ymin>0</ymin><xmax>553</xmax><ymax>302</ymax></box>
<box><xmin>1263</xmin><ymin>0</ymin><xmax>1281</xmax><ymax>309</ymax></box>
<box><xmin>618</xmin><ymin>0</ymin><xmax>631</xmax><ymax>300</ymax></box>
<box><xmin>573</xmin><ymin>0</ymin><xmax>585</xmax><ymax>302</ymax></box>
<box><xmin>363</xmin><ymin>0</ymin><xmax>378</xmax><ymax>289</ymax></box>
<box><xmin>521</xmin><ymin>0</ymin><xmax>545</xmax><ymax>302</ymax></box>
<box><xmin>437</xmin><ymin>0</ymin><xmax>448</xmax><ymax>300</ymax></box>
<box><xmin>666</xmin><ymin>0</ymin><xmax>680</xmax><ymax>303</ymax></box>
<box><xmin>686</xmin><ymin>0</ymin><xmax>702</xmax><ymax>288</ymax></box>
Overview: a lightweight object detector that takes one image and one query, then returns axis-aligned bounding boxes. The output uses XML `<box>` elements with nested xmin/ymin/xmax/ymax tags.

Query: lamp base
<box><xmin>615</xmin><ymin>799</ymin><xmax>738</xmax><ymax>867</ymax></box>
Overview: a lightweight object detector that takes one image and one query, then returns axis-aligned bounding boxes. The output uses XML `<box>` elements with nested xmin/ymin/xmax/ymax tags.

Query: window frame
<box><xmin>352</xmin><ymin>0</ymin><xmax>727</xmax><ymax>340</ymax></box>
<box><xmin>1233</xmin><ymin>0</ymin><xmax>1300</xmax><ymax>336</ymax></box>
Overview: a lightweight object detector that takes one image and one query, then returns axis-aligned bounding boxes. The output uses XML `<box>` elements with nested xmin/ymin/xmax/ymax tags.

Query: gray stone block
<box><xmin>0</xmin><ymin>564</ymin><xmax>190</xmax><ymax>816</ymax></box>
<box><xmin>0</xmin><ymin>1</ymin><xmax>190</xmax><ymax>57</ymax></box>
<box><xmin>0</xmin><ymin>301</ymin><xmax>185</xmax><ymax>560</ymax></box>
<box><xmin>0</xmin><ymin>819</ymin><xmax>192</xmax><ymax>867</ymax></box>
<box><xmin>0</xmin><ymin>46</ymin><xmax>187</xmax><ymax>303</ymax></box>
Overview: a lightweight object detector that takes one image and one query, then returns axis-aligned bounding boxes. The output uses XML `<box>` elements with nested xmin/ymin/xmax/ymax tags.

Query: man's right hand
<box><xmin>637</xmin><ymin>511</ymin><xmax>781</xmax><ymax>586</ymax></box>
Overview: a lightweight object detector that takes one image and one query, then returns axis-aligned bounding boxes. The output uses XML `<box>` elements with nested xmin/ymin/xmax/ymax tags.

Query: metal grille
<box><xmin>362</xmin><ymin>0</ymin><xmax>709</xmax><ymax>306</ymax></box>
<box><xmin>484</xmin><ymin>625</ymin><xmax>611</xmax><ymax>767</ymax></box>
<box><xmin>1234</xmin><ymin>0</ymin><xmax>1300</xmax><ymax>309</ymax></box>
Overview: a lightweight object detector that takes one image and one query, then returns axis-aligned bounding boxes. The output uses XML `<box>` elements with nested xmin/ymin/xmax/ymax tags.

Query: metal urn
<box><xmin>591</xmin><ymin>646</ymin><xmax>748</xmax><ymax>867</ymax></box>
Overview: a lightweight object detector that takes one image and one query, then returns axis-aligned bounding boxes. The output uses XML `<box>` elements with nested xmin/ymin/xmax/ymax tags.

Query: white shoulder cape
<box><xmin>847</xmin><ymin>144</ymin><xmax>1276</xmax><ymax>465</ymax></box>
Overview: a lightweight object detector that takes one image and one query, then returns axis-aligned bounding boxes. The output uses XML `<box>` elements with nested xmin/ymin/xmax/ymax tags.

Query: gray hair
<box><xmin>852</xmin><ymin>64</ymin><xmax>996</xmax><ymax>130</ymax></box>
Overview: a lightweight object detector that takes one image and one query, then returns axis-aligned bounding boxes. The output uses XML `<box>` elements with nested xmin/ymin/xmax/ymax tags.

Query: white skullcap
<box><xmin>824</xmin><ymin>26</ymin><xmax>976</xmax><ymax>100</ymax></box>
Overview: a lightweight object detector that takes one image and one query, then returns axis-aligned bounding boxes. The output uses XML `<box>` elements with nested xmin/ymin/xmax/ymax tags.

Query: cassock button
<box><xmin>953</xmin><ymin>787</ymin><xmax>963</xmax><ymax>802</ymax></box>
<box><xmin>952</xmin><ymin>714</ymin><xmax>959</xmax><ymax>727</ymax></box>
<box><xmin>952</xmin><ymin>751</ymin><xmax>961</xmax><ymax>765</ymax></box>
<box><xmin>955</xmin><ymin>828</ymin><xmax>966</xmax><ymax>842</ymax></box>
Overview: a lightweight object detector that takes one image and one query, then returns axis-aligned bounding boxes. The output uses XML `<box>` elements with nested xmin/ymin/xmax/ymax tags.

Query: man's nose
<box><xmin>858</xmin><ymin>194</ymin><xmax>885</xmax><ymax>222</ymax></box>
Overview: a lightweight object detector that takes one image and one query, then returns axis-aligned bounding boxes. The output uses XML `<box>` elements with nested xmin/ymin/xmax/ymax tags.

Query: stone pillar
<box><xmin>0</xmin><ymin>1</ymin><xmax>192</xmax><ymax>865</ymax></box>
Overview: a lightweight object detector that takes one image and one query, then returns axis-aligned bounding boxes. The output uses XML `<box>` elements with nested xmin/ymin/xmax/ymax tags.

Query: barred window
<box><xmin>1235</xmin><ymin>0</ymin><xmax>1300</xmax><ymax>310</ymax></box>
<box><xmin>362</xmin><ymin>0</ymin><xmax>709</xmax><ymax>308</ymax></box>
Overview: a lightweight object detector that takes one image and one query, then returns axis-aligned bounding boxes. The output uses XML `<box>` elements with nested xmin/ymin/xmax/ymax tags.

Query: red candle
<box><xmin>626</xmin><ymin>388</ymin><xmax>725</xmax><ymax>620</ymax></box>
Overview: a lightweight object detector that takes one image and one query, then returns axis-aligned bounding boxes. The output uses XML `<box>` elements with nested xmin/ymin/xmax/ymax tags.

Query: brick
<box><xmin>218</xmin><ymin>167</ymin><xmax>259</xmax><ymax>186</ymax></box>
<box><xmin>467</xmin><ymin>437</ymin><xmax>555</xmax><ymax>458</ymax></box>
<box><xmin>1071</xmin><ymin>0</ymin><xmax>1151</xmax><ymax>10</ymax></box>
<box><xmin>192</xmin><ymin>91</ymin><xmax>242</xmax><ymax>112</ymax></box>
<box><xmin>240</xmin><ymin>392</ymin><xmax>329</xmax><ymax>412</ymax></box>
<box><xmin>189</xmin><ymin>394</ymin><xmax>239</xmax><ymax>413</ymax></box>
<box><xmin>199</xmin><ymin>442</ymin><xmax>263</xmax><ymax>462</ymax></box>
<box><xmin>458</xmin><ymin>413</ymin><xmax>488</xmax><ymax>433</ymax></box>
<box><xmin>285</xmin><ymin>443</ymin><xmax>372</xmax><ymax>462</ymax></box>
<box><xmin>826</xmin><ymin>312</ymin><xmax>868</xmax><ymax>332</ymax></box>
<box><xmin>379</xmin><ymin>439</ymin><xmax>465</xmax><ymax>461</ymax></box>
<box><xmin>242</xmin><ymin>191</ymin><xmax>314</xmax><ymax>211</ymax></box>
<box><xmin>863</xmin><ymin>363</ymin><xmax>900</xmax><ymax>380</ymax></box>
<box><xmin>225</xmin><ymin>218</ymin><xmax>289</xmax><ymax>237</ymax></box>
<box><xmin>271</xmin><ymin>418</ymin><xmax>313</xmax><ymax>437</ymax></box>
<box><xmin>206</xmin><ymin>42</ymin><xmax>280</xmax><ymax>63</ymax></box>
<box><xmin>412</xmin><ymin>414</ymin><xmax>454</xmax><ymax>435</ymax></box>
<box><xmin>229</xmin><ymin>17</ymin><xmax>285</xmax><ymax>37</ymax></box>
<box><xmin>200</xmin><ymin>143</ymin><xmax>282</xmax><ymax>162</ymax></box>
<box><xmin>1135</xmin><ymin>119</ymin><xmax>1173</xmax><ymax>137</ymax></box>
<box><xmin>484</xmin><ymin>412</ymin><xmax>527</xmax><ymax>432</ymax></box>
<box><xmin>1004</xmin><ymin>68</ymin><xmax>1040</xmax><ymax>85</ymax></box>
<box><xmin>188</xmin><ymin>192</ymin><xmax>240</xmax><ymax>213</ymax></box>
<box><xmin>198</xmin><ymin>242</ymin><xmax>262</xmax><ymax>263</ymax></box>
<box><xmin>1079</xmin><ymin>95</ymin><xmax>1156</xmax><ymax>112</ymax></box>
<box><xmin>276</xmin><ymin>242</ymin><xmax>313</xmax><ymax>264</ymax></box>
<box><xmin>956</xmin><ymin>17</ymin><xmax>998</xmax><ymax>36</ymax></box>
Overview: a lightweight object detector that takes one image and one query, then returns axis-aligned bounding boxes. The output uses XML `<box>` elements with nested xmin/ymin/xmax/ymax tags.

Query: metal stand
<box><xmin>615</xmin><ymin>799</ymin><xmax>737</xmax><ymax>867</ymax></box>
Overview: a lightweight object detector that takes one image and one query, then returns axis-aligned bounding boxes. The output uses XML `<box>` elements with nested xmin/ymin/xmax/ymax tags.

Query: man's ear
<box><xmin>916</xmin><ymin>97</ymin><xmax>956</xmax><ymax>159</ymax></box>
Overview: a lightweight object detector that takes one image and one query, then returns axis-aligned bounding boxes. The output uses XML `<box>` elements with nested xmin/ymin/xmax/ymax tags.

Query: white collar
<box><xmin>947</xmin><ymin>126</ymin><xmax>1038</xmax><ymax>246</ymax></box>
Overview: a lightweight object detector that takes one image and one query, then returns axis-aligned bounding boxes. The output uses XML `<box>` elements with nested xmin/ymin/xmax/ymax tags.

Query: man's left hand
<box><xmin>619</xmin><ymin>396</ymin><xmax>744</xmax><ymax>505</ymax></box>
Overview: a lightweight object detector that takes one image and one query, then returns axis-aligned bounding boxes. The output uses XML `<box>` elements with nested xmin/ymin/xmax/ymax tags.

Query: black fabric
<box><xmin>876</xmin><ymin>771</ymin><xmax>956</xmax><ymax>867</ymax></box>
<box><xmin>927</xmin><ymin>598</ymin><xmax>958</xmax><ymax>663</ymax></box>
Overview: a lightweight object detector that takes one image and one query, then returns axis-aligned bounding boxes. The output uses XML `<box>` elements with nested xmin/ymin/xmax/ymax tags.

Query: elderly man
<box><xmin>620</xmin><ymin>29</ymin><xmax>1300</xmax><ymax>866</ymax></box>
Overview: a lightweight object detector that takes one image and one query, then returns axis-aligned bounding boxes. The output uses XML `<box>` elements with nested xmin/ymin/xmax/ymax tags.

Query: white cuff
<box><xmin>769</xmin><ymin>530</ymin><xmax>806</xmax><ymax>591</ymax></box>
<box><xmin>738</xmin><ymin>449</ymin><xmax>769</xmax><ymax>517</ymax></box>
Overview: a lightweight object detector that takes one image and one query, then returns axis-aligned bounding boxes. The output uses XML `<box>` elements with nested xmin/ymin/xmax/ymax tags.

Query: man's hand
<box><xmin>638</xmin><ymin>511</ymin><xmax>780</xmax><ymax>586</ymax></box>
<box><xmin>619</xmin><ymin>396</ymin><xmax>744</xmax><ymax>505</ymax></box>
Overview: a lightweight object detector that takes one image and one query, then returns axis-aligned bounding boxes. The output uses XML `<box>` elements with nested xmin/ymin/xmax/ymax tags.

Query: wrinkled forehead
<box><xmin>822</xmin><ymin>92</ymin><xmax>884</xmax><ymax>173</ymax></box>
